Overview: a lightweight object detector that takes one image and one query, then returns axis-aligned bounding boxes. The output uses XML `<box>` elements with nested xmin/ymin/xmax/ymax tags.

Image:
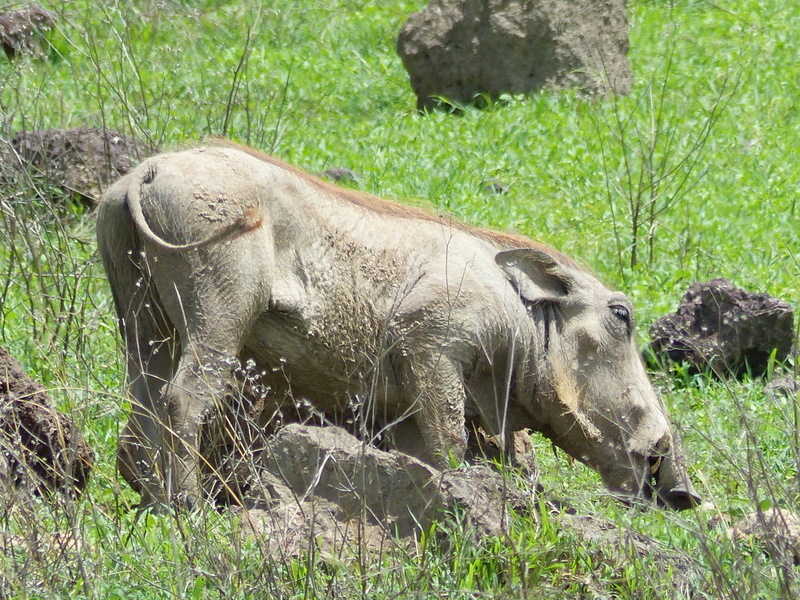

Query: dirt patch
<box><xmin>0</xmin><ymin>345</ymin><xmax>93</xmax><ymax>496</ymax></box>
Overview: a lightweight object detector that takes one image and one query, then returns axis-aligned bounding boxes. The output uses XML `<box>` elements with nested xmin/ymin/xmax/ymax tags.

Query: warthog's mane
<box><xmin>209</xmin><ymin>139</ymin><xmax>584</xmax><ymax>272</ymax></box>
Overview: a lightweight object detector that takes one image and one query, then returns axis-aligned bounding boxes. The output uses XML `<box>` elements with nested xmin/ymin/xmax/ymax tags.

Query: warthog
<box><xmin>97</xmin><ymin>143</ymin><xmax>699</xmax><ymax>511</ymax></box>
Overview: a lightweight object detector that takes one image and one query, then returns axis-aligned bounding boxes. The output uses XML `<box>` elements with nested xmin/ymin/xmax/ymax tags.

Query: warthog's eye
<box><xmin>610</xmin><ymin>305</ymin><xmax>629</xmax><ymax>322</ymax></box>
<box><xmin>609</xmin><ymin>304</ymin><xmax>632</xmax><ymax>335</ymax></box>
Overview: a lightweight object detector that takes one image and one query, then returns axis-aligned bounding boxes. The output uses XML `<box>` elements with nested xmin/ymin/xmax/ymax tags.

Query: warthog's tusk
<box><xmin>650</xmin><ymin>456</ymin><xmax>663</xmax><ymax>475</ymax></box>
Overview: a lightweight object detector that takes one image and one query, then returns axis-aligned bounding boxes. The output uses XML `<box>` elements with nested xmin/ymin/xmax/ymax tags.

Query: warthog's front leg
<box><xmin>398</xmin><ymin>351</ymin><xmax>468</xmax><ymax>470</ymax></box>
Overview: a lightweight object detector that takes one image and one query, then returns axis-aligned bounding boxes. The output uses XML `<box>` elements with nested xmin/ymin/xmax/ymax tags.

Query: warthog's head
<box><xmin>497</xmin><ymin>248</ymin><xmax>700</xmax><ymax>510</ymax></box>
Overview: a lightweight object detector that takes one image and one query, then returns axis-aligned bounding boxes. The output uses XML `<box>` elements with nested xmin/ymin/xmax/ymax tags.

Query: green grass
<box><xmin>1</xmin><ymin>0</ymin><xmax>799</xmax><ymax>597</ymax></box>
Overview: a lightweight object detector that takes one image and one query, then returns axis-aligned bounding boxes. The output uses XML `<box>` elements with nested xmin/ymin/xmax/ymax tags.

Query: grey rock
<box><xmin>258</xmin><ymin>424</ymin><xmax>529</xmax><ymax>541</ymax></box>
<box><xmin>765</xmin><ymin>375</ymin><xmax>799</xmax><ymax>401</ymax></box>
<box><xmin>482</xmin><ymin>177</ymin><xmax>509</xmax><ymax>194</ymax></box>
<box><xmin>318</xmin><ymin>167</ymin><xmax>360</xmax><ymax>184</ymax></box>
<box><xmin>558</xmin><ymin>513</ymin><xmax>701</xmax><ymax>595</ymax></box>
<box><xmin>733</xmin><ymin>508</ymin><xmax>800</xmax><ymax>565</ymax></box>
<box><xmin>233</xmin><ymin>424</ymin><xmax>534</xmax><ymax>556</ymax></box>
<box><xmin>397</xmin><ymin>0</ymin><xmax>633</xmax><ymax>109</ymax></box>
<box><xmin>237</xmin><ymin>422</ymin><xmax>696</xmax><ymax>589</ymax></box>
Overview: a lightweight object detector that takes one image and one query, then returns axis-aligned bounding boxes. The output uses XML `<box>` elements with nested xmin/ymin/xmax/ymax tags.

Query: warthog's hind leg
<box><xmin>118</xmin><ymin>337</ymin><xmax>176</xmax><ymax>509</ymax></box>
<box><xmin>160</xmin><ymin>346</ymin><xmax>239</xmax><ymax>509</ymax></box>
<box><xmin>150</xmin><ymin>254</ymin><xmax>270</xmax><ymax>508</ymax></box>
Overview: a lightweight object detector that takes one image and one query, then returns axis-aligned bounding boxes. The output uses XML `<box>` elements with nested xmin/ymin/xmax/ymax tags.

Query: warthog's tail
<box><xmin>126</xmin><ymin>163</ymin><xmax>264</xmax><ymax>252</ymax></box>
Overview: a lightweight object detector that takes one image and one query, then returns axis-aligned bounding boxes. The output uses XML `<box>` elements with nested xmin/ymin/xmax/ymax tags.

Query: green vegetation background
<box><xmin>0</xmin><ymin>1</ymin><xmax>798</xmax><ymax>597</ymax></box>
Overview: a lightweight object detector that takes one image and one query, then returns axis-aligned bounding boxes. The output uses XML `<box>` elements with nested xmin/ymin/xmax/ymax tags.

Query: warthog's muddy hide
<box><xmin>96</xmin><ymin>143</ymin><xmax>699</xmax><ymax>511</ymax></box>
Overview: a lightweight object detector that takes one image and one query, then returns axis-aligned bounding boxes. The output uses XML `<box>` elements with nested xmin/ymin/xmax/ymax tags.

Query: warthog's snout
<box><xmin>649</xmin><ymin>448</ymin><xmax>701</xmax><ymax>511</ymax></box>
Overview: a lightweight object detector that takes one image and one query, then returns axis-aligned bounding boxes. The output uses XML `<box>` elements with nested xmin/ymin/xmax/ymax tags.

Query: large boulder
<box><xmin>649</xmin><ymin>279</ymin><xmax>795</xmax><ymax>378</ymax></box>
<box><xmin>245</xmin><ymin>423</ymin><xmax>530</xmax><ymax>553</ymax></box>
<box><xmin>397</xmin><ymin>0</ymin><xmax>632</xmax><ymax>109</ymax></box>
<box><xmin>0</xmin><ymin>345</ymin><xmax>93</xmax><ymax>495</ymax></box>
<box><xmin>2</xmin><ymin>127</ymin><xmax>153</xmax><ymax>206</ymax></box>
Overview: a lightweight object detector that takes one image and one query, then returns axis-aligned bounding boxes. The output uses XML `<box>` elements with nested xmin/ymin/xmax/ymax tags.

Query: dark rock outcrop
<box><xmin>0</xmin><ymin>345</ymin><xmax>93</xmax><ymax>496</ymax></box>
<box><xmin>649</xmin><ymin>279</ymin><xmax>794</xmax><ymax>377</ymax></box>
<box><xmin>0</xmin><ymin>5</ymin><xmax>54</xmax><ymax>60</ymax></box>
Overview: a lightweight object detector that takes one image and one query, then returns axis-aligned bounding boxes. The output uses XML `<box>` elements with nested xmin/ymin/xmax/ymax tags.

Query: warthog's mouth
<box><xmin>645</xmin><ymin>454</ymin><xmax>701</xmax><ymax>511</ymax></box>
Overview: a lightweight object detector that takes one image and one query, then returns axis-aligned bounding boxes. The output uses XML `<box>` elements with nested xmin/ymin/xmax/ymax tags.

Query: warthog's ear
<box><xmin>495</xmin><ymin>248</ymin><xmax>576</xmax><ymax>304</ymax></box>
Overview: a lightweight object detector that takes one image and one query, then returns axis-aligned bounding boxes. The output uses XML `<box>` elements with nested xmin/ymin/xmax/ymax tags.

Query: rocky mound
<box><xmin>733</xmin><ymin>508</ymin><xmax>800</xmax><ymax>566</ymax></box>
<box><xmin>2</xmin><ymin>127</ymin><xmax>153</xmax><ymax>206</ymax></box>
<box><xmin>229</xmin><ymin>423</ymin><xmax>699</xmax><ymax>593</ymax></box>
<box><xmin>0</xmin><ymin>5</ymin><xmax>54</xmax><ymax>60</ymax></box>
